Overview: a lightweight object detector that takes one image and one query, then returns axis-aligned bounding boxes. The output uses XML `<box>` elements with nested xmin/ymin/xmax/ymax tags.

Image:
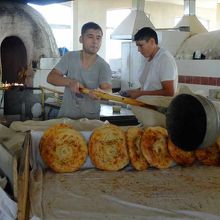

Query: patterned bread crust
<box><xmin>168</xmin><ymin>138</ymin><xmax>195</xmax><ymax>166</ymax></box>
<box><xmin>195</xmin><ymin>143</ymin><xmax>220</xmax><ymax>166</ymax></box>
<box><xmin>88</xmin><ymin>124</ymin><xmax>129</xmax><ymax>171</ymax></box>
<box><xmin>126</xmin><ymin>127</ymin><xmax>149</xmax><ymax>171</ymax></box>
<box><xmin>141</xmin><ymin>126</ymin><xmax>174</xmax><ymax>169</ymax></box>
<box><xmin>40</xmin><ymin>123</ymin><xmax>88</xmax><ymax>173</ymax></box>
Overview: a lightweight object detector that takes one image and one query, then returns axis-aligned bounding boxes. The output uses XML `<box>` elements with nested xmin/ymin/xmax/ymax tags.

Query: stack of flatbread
<box><xmin>126</xmin><ymin>126</ymin><xmax>220</xmax><ymax>170</ymax></box>
<box><xmin>39</xmin><ymin>123</ymin><xmax>220</xmax><ymax>173</ymax></box>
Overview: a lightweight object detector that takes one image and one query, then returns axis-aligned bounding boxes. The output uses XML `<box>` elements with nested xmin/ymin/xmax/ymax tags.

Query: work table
<box><xmin>44</xmin><ymin>101</ymin><xmax>139</xmax><ymax>126</ymax></box>
<box><xmin>1</xmin><ymin>117</ymin><xmax>220</xmax><ymax>220</ymax></box>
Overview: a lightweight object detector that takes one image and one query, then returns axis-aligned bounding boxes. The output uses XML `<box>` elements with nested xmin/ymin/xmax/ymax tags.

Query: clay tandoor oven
<box><xmin>0</xmin><ymin>1</ymin><xmax>59</xmax><ymax>118</ymax></box>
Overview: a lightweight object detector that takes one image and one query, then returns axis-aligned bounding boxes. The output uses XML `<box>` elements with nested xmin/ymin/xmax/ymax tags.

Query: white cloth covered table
<box><xmin>29</xmin><ymin>166</ymin><xmax>220</xmax><ymax>220</ymax></box>
<box><xmin>13</xmin><ymin>118</ymin><xmax>220</xmax><ymax>220</ymax></box>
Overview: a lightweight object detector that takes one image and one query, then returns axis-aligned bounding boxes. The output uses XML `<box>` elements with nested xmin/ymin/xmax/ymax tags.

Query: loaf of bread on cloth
<box><xmin>140</xmin><ymin>126</ymin><xmax>174</xmax><ymax>169</ymax></box>
<box><xmin>40</xmin><ymin>123</ymin><xmax>88</xmax><ymax>173</ymax></box>
<box><xmin>168</xmin><ymin>138</ymin><xmax>196</xmax><ymax>166</ymax></box>
<box><xmin>126</xmin><ymin>127</ymin><xmax>149</xmax><ymax>171</ymax></box>
<box><xmin>88</xmin><ymin>124</ymin><xmax>129</xmax><ymax>171</ymax></box>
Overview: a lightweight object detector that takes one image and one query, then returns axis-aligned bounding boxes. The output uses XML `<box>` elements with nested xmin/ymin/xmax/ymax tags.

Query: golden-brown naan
<box><xmin>168</xmin><ymin>138</ymin><xmax>196</xmax><ymax>166</ymax></box>
<box><xmin>126</xmin><ymin>127</ymin><xmax>148</xmax><ymax>171</ymax></box>
<box><xmin>141</xmin><ymin>126</ymin><xmax>174</xmax><ymax>169</ymax></box>
<box><xmin>195</xmin><ymin>143</ymin><xmax>220</xmax><ymax>166</ymax></box>
<box><xmin>40</xmin><ymin>123</ymin><xmax>88</xmax><ymax>173</ymax></box>
<box><xmin>89</xmin><ymin>124</ymin><xmax>129</xmax><ymax>171</ymax></box>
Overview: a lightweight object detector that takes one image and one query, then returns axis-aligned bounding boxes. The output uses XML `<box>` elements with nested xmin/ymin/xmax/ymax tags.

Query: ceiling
<box><xmin>2</xmin><ymin>0</ymin><xmax>218</xmax><ymax>8</ymax></box>
<box><xmin>147</xmin><ymin>0</ymin><xmax>219</xmax><ymax>9</ymax></box>
<box><xmin>3</xmin><ymin>0</ymin><xmax>73</xmax><ymax>5</ymax></box>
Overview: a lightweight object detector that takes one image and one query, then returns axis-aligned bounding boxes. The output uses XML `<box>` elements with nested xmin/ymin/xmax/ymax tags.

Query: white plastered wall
<box><xmin>72</xmin><ymin>0</ymin><xmax>216</xmax><ymax>59</ymax></box>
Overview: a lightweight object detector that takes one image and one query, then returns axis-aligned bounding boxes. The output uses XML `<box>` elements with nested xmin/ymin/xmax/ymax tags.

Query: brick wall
<box><xmin>178</xmin><ymin>75</ymin><xmax>220</xmax><ymax>86</ymax></box>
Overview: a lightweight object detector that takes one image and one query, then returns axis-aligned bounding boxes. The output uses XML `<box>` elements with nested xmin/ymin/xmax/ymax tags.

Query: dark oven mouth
<box><xmin>1</xmin><ymin>83</ymin><xmax>42</xmax><ymax>120</ymax></box>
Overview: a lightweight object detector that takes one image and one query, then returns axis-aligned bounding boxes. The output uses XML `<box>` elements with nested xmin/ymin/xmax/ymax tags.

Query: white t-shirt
<box><xmin>139</xmin><ymin>48</ymin><xmax>178</xmax><ymax>92</ymax></box>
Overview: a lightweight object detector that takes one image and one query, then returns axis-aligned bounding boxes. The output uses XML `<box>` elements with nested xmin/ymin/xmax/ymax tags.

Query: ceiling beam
<box><xmin>3</xmin><ymin>0</ymin><xmax>73</xmax><ymax>5</ymax></box>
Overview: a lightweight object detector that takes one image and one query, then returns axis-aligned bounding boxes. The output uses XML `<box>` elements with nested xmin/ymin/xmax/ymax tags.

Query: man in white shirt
<box><xmin>120</xmin><ymin>27</ymin><xmax>178</xmax><ymax>98</ymax></box>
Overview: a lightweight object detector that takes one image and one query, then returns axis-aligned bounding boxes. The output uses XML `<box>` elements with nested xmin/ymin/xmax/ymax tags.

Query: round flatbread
<box><xmin>126</xmin><ymin>127</ymin><xmax>148</xmax><ymax>171</ymax></box>
<box><xmin>195</xmin><ymin>143</ymin><xmax>220</xmax><ymax>166</ymax></box>
<box><xmin>40</xmin><ymin>123</ymin><xmax>88</xmax><ymax>173</ymax></box>
<box><xmin>89</xmin><ymin>124</ymin><xmax>129</xmax><ymax>171</ymax></box>
<box><xmin>141</xmin><ymin>126</ymin><xmax>174</xmax><ymax>169</ymax></box>
<box><xmin>168</xmin><ymin>138</ymin><xmax>195</xmax><ymax>166</ymax></box>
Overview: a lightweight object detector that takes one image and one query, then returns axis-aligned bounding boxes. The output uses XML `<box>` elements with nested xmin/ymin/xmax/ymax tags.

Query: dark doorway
<box><xmin>1</xmin><ymin>36</ymin><xmax>27</xmax><ymax>83</ymax></box>
<box><xmin>1</xmin><ymin>36</ymin><xmax>30</xmax><ymax>116</ymax></box>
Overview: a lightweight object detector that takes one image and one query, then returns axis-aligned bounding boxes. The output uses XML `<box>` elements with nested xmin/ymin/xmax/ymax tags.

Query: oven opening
<box><xmin>1</xmin><ymin>36</ymin><xmax>33</xmax><ymax>120</ymax></box>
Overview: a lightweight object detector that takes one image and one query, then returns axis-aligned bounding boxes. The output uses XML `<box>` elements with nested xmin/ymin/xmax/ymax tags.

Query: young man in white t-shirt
<box><xmin>120</xmin><ymin>27</ymin><xmax>178</xmax><ymax>98</ymax></box>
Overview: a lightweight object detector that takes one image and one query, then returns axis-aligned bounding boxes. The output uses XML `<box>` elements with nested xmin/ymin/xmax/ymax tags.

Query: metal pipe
<box><xmin>132</xmin><ymin>0</ymin><xmax>145</xmax><ymax>11</ymax></box>
<box><xmin>40</xmin><ymin>87</ymin><xmax>45</xmax><ymax>119</ymax></box>
<box><xmin>184</xmin><ymin>0</ymin><xmax>196</xmax><ymax>16</ymax></box>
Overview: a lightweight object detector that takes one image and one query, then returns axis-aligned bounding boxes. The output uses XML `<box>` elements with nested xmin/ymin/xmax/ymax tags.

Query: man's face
<box><xmin>80</xmin><ymin>29</ymin><xmax>102</xmax><ymax>54</ymax></box>
<box><xmin>136</xmin><ymin>38</ymin><xmax>155</xmax><ymax>59</ymax></box>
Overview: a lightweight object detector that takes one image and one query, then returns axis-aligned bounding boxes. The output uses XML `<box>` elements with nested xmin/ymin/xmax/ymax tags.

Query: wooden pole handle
<box><xmin>80</xmin><ymin>88</ymin><xmax>154</xmax><ymax>108</ymax></box>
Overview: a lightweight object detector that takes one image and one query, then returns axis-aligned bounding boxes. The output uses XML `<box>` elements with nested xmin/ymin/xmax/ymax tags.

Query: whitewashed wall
<box><xmin>0</xmin><ymin>2</ymin><xmax>59</xmax><ymax>82</ymax></box>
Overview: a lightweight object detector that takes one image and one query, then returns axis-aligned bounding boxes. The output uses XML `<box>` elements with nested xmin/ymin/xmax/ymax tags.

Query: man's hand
<box><xmin>119</xmin><ymin>90</ymin><xmax>129</xmax><ymax>97</ymax></box>
<box><xmin>68</xmin><ymin>79</ymin><xmax>84</xmax><ymax>94</ymax></box>
<box><xmin>127</xmin><ymin>90</ymin><xmax>142</xmax><ymax>99</ymax></box>
<box><xmin>119</xmin><ymin>89</ymin><xmax>141</xmax><ymax>99</ymax></box>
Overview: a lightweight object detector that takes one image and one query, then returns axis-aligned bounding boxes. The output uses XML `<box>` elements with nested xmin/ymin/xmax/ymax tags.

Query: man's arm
<box><xmin>100</xmin><ymin>82</ymin><xmax>112</xmax><ymax>93</ymax></box>
<box><xmin>47</xmin><ymin>68</ymin><xmax>84</xmax><ymax>94</ymax></box>
<box><xmin>127</xmin><ymin>80</ymin><xmax>175</xmax><ymax>98</ymax></box>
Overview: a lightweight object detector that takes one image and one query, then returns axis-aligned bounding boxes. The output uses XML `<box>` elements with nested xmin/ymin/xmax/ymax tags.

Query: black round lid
<box><xmin>166</xmin><ymin>94</ymin><xmax>207</xmax><ymax>151</ymax></box>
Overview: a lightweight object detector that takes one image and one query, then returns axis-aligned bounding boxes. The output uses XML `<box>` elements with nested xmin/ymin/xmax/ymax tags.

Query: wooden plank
<box><xmin>12</xmin><ymin>156</ymin><xmax>18</xmax><ymax>199</ymax></box>
<box><xmin>17</xmin><ymin>132</ymin><xmax>30</xmax><ymax>220</ymax></box>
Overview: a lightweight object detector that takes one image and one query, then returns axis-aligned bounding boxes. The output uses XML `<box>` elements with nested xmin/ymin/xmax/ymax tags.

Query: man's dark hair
<box><xmin>81</xmin><ymin>22</ymin><xmax>103</xmax><ymax>35</ymax></box>
<box><xmin>134</xmin><ymin>27</ymin><xmax>158</xmax><ymax>44</ymax></box>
